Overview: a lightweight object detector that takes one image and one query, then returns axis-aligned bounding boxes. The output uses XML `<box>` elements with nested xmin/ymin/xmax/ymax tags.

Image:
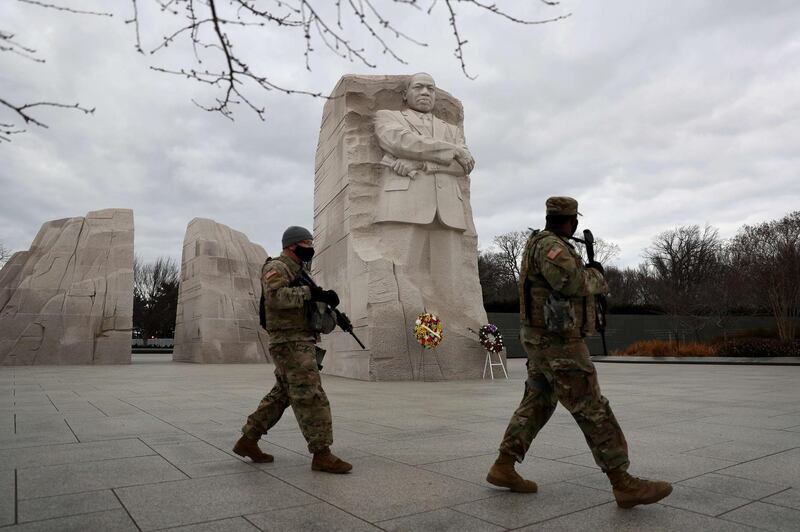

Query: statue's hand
<box><xmin>455</xmin><ymin>148</ymin><xmax>475</xmax><ymax>175</ymax></box>
<box><xmin>392</xmin><ymin>158</ymin><xmax>421</xmax><ymax>177</ymax></box>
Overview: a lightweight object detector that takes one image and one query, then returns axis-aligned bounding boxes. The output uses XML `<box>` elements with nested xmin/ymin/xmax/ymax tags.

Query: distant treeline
<box><xmin>479</xmin><ymin>211</ymin><xmax>800</xmax><ymax>342</ymax></box>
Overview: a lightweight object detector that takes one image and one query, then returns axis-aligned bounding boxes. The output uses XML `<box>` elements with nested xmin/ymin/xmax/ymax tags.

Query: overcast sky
<box><xmin>1</xmin><ymin>0</ymin><xmax>798</xmax><ymax>267</ymax></box>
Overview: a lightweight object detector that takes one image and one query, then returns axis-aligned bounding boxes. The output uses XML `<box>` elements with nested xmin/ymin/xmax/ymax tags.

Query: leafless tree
<box><xmin>492</xmin><ymin>230</ymin><xmax>529</xmax><ymax>281</ymax></box>
<box><xmin>729</xmin><ymin>212</ymin><xmax>800</xmax><ymax>342</ymax></box>
<box><xmin>478</xmin><ymin>249</ymin><xmax>518</xmax><ymax>311</ymax></box>
<box><xmin>133</xmin><ymin>255</ymin><xmax>181</xmax><ymax>339</ymax></box>
<box><xmin>0</xmin><ymin>1</ymin><xmax>104</xmax><ymax>141</ymax></box>
<box><xmin>2</xmin><ymin>0</ymin><xmax>570</xmax><ymax>140</ymax></box>
<box><xmin>574</xmin><ymin>237</ymin><xmax>621</xmax><ymax>266</ymax></box>
<box><xmin>604</xmin><ymin>264</ymin><xmax>659</xmax><ymax>312</ymax></box>
<box><xmin>0</xmin><ymin>241</ymin><xmax>11</xmax><ymax>269</ymax></box>
<box><xmin>644</xmin><ymin>224</ymin><xmax>723</xmax><ymax>340</ymax></box>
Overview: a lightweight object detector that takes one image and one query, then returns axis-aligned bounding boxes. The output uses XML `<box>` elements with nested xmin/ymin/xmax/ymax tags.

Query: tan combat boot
<box><xmin>312</xmin><ymin>448</ymin><xmax>353</xmax><ymax>474</ymax></box>
<box><xmin>486</xmin><ymin>452</ymin><xmax>538</xmax><ymax>493</ymax></box>
<box><xmin>608</xmin><ymin>471</ymin><xmax>673</xmax><ymax>508</ymax></box>
<box><xmin>232</xmin><ymin>435</ymin><xmax>274</xmax><ymax>463</ymax></box>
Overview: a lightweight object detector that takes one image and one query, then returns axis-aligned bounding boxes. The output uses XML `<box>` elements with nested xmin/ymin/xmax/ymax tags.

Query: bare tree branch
<box><xmin>0</xmin><ymin>0</ymin><xmax>111</xmax><ymax>140</ymax></box>
<box><xmin>493</xmin><ymin>230</ymin><xmax>529</xmax><ymax>281</ymax></box>
<box><xmin>0</xmin><ymin>98</ymin><xmax>95</xmax><ymax>141</ymax></box>
<box><xmin>16</xmin><ymin>0</ymin><xmax>112</xmax><ymax>17</ymax></box>
<box><xmin>730</xmin><ymin>212</ymin><xmax>800</xmax><ymax>342</ymax></box>
<box><xmin>127</xmin><ymin>0</ymin><xmax>569</xmax><ymax>118</ymax></box>
<box><xmin>574</xmin><ymin>237</ymin><xmax>621</xmax><ymax>265</ymax></box>
<box><xmin>0</xmin><ymin>241</ymin><xmax>11</xmax><ymax>269</ymax></box>
<box><xmin>0</xmin><ymin>30</ymin><xmax>44</xmax><ymax>62</ymax></box>
<box><xmin>4</xmin><ymin>0</ymin><xmax>569</xmax><ymax>135</ymax></box>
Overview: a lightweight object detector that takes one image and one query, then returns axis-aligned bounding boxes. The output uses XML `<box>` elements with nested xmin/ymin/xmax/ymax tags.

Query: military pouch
<box><xmin>258</xmin><ymin>293</ymin><xmax>267</xmax><ymax>330</ymax></box>
<box><xmin>315</xmin><ymin>347</ymin><xmax>326</xmax><ymax>371</ymax></box>
<box><xmin>543</xmin><ymin>294</ymin><xmax>576</xmax><ymax>333</ymax></box>
<box><xmin>307</xmin><ymin>301</ymin><xmax>336</xmax><ymax>334</ymax></box>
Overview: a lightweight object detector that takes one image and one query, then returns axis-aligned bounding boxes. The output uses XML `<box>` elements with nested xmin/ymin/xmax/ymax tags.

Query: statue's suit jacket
<box><xmin>373</xmin><ymin>109</ymin><xmax>471</xmax><ymax>231</ymax></box>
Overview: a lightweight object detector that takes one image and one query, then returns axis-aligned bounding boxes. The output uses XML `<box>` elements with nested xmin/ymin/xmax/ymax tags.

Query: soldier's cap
<box><xmin>282</xmin><ymin>226</ymin><xmax>313</xmax><ymax>248</ymax></box>
<box><xmin>546</xmin><ymin>196</ymin><xmax>582</xmax><ymax>216</ymax></box>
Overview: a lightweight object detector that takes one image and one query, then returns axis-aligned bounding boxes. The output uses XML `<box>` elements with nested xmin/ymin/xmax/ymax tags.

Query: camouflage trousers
<box><xmin>499</xmin><ymin>335</ymin><xmax>629</xmax><ymax>473</ymax></box>
<box><xmin>242</xmin><ymin>341</ymin><xmax>333</xmax><ymax>453</ymax></box>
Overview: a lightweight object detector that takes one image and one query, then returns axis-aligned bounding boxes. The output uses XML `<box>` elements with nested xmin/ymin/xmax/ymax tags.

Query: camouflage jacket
<box><xmin>519</xmin><ymin>230</ymin><xmax>608</xmax><ymax>340</ymax></box>
<box><xmin>261</xmin><ymin>253</ymin><xmax>317</xmax><ymax>344</ymax></box>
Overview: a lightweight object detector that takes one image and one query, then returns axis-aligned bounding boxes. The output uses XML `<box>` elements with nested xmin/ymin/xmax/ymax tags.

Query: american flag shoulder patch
<box><xmin>547</xmin><ymin>247</ymin><xmax>563</xmax><ymax>260</ymax></box>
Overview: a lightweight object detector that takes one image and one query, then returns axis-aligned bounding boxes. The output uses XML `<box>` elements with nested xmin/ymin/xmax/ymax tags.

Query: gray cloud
<box><xmin>1</xmin><ymin>0</ymin><xmax>798</xmax><ymax>269</ymax></box>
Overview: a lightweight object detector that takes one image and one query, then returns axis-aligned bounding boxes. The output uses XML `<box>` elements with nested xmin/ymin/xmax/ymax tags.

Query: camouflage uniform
<box><xmin>498</xmin><ymin>225</ymin><xmax>630</xmax><ymax>474</ymax></box>
<box><xmin>241</xmin><ymin>253</ymin><xmax>333</xmax><ymax>453</ymax></box>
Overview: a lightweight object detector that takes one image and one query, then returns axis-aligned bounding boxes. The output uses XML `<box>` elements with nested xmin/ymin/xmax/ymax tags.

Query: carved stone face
<box><xmin>404</xmin><ymin>73</ymin><xmax>436</xmax><ymax>113</ymax></box>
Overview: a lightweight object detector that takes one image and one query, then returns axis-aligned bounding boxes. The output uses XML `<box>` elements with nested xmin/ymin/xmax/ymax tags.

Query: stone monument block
<box><xmin>0</xmin><ymin>209</ymin><xmax>134</xmax><ymax>365</ymax></box>
<box><xmin>313</xmin><ymin>74</ymin><xmax>497</xmax><ymax>380</ymax></box>
<box><xmin>172</xmin><ymin>218</ymin><xmax>270</xmax><ymax>363</ymax></box>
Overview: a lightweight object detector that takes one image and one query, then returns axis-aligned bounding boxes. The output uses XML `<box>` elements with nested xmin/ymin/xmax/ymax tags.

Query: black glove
<box><xmin>323</xmin><ymin>290</ymin><xmax>340</xmax><ymax>307</ymax></box>
<box><xmin>308</xmin><ymin>284</ymin><xmax>325</xmax><ymax>301</ymax></box>
<box><xmin>312</xmin><ymin>288</ymin><xmax>340</xmax><ymax>308</ymax></box>
<box><xmin>587</xmin><ymin>261</ymin><xmax>605</xmax><ymax>275</ymax></box>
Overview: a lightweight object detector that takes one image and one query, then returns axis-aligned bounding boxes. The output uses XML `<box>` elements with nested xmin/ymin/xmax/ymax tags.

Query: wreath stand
<box><xmin>483</xmin><ymin>349</ymin><xmax>508</xmax><ymax>380</ymax></box>
<box><xmin>413</xmin><ymin>312</ymin><xmax>445</xmax><ymax>381</ymax></box>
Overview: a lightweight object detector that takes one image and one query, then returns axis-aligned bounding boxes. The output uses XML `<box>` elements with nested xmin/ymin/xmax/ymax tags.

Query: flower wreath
<box><xmin>414</xmin><ymin>312</ymin><xmax>443</xmax><ymax>349</ymax></box>
<box><xmin>479</xmin><ymin>324</ymin><xmax>504</xmax><ymax>354</ymax></box>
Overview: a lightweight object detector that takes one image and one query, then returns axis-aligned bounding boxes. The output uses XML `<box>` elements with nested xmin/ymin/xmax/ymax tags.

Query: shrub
<box><xmin>715</xmin><ymin>338</ymin><xmax>800</xmax><ymax>358</ymax></box>
<box><xmin>614</xmin><ymin>340</ymin><xmax>716</xmax><ymax>357</ymax></box>
<box><xmin>711</xmin><ymin>327</ymin><xmax>781</xmax><ymax>344</ymax></box>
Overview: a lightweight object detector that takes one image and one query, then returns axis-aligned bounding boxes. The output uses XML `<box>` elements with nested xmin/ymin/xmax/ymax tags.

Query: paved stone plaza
<box><xmin>1</xmin><ymin>358</ymin><xmax>799</xmax><ymax>531</ymax></box>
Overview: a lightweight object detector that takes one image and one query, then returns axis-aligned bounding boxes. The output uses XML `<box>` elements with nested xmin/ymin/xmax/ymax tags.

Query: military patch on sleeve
<box><xmin>546</xmin><ymin>247</ymin><xmax>563</xmax><ymax>260</ymax></box>
<box><xmin>263</xmin><ymin>266</ymin><xmax>287</xmax><ymax>289</ymax></box>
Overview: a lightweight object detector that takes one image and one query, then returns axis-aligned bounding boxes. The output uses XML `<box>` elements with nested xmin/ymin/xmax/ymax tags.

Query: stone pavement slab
<box><xmin>658</xmin><ymin>484</ymin><xmax>751</xmax><ymax>516</ymax></box>
<box><xmin>162</xmin><ymin>517</ymin><xmax>260</xmax><ymax>532</ymax></box>
<box><xmin>245</xmin><ymin>501</ymin><xmax>380</xmax><ymax>531</ymax></box>
<box><xmin>715</xmin><ymin>448</ymin><xmax>800</xmax><ymax>489</ymax></box>
<box><xmin>721</xmin><ymin>501</ymin><xmax>800</xmax><ymax>532</ymax></box>
<box><xmin>17</xmin><ymin>455</ymin><xmax>187</xmax><ymax>499</ymax></box>
<box><xmin>421</xmin><ymin>454</ymin><xmax>595</xmax><ymax>488</ymax></box>
<box><xmin>0</xmin><ymin>438</ymin><xmax>154</xmax><ymax>471</ymax></box>
<box><xmin>764</xmin><ymin>488</ymin><xmax>800</xmax><ymax>511</ymax></box>
<box><xmin>0</xmin><ymin>509</ymin><xmax>138</xmax><ymax>531</ymax></box>
<box><xmin>678</xmin><ymin>472</ymin><xmax>789</xmax><ymax>500</ymax></box>
<box><xmin>0</xmin><ymin>359</ymin><xmax>797</xmax><ymax>531</ymax></box>
<box><xmin>377</xmin><ymin>508</ymin><xmax>504</xmax><ymax>532</ymax></box>
<box><xmin>452</xmin><ymin>481</ymin><xmax>613</xmax><ymax>528</ymax></box>
<box><xmin>515</xmin><ymin>501</ymin><xmax>758</xmax><ymax>532</ymax></box>
<box><xmin>561</xmin><ymin>447</ymin><xmax>734</xmax><ymax>483</ymax></box>
<box><xmin>0</xmin><ymin>469</ymin><xmax>14</xmax><ymax>526</ymax></box>
<box><xmin>17</xmin><ymin>490</ymin><xmax>121</xmax><ymax>523</ymax></box>
<box><xmin>115</xmin><ymin>471</ymin><xmax>316</xmax><ymax>530</ymax></box>
<box><xmin>268</xmin><ymin>455</ymin><xmax>492</xmax><ymax>522</ymax></box>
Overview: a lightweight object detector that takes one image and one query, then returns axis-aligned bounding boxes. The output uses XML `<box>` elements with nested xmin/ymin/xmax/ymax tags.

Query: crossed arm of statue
<box><xmin>374</xmin><ymin>110</ymin><xmax>475</xmax><ymax>178</ymax></box>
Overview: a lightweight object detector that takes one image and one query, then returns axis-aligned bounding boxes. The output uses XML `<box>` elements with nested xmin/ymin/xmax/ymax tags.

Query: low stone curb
<box><xmin>592</xmin><ymin>356</ymin><xmax>800</xmax><ymax>366</ymax></box>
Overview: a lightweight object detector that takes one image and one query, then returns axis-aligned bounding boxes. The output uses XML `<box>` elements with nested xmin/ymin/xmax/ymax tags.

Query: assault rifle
<box><xmin>582</xmin><ymin>229</ymin><xmax>609</xmax><ymax>356</ymax></box>
<box><xmin>297</xmin><ymin>269</ymin><xmax>367</xmax><ymax>350</ymax></box>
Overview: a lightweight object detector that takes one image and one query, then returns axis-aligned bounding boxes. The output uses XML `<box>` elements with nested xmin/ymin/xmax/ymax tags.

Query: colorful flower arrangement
<box><xmin>414</xmin><ymin>312</ymin><xmax>443</xmax><ymax>349</ymax></box>
<box><xmin>479</xmin><ymin>324</ymin><xmax>504</xmax><ymax>354</ymax></box>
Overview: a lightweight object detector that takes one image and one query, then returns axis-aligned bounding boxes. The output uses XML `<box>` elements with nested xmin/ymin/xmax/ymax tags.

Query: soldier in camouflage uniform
<box><xmin>233</xmin><ymin>226</ymin><xmax>352</xmax><ymax>474</ymax></box>
<box><xmin>487</xmin><ymin>197</ymin><xmax>672</xmax><ymax>508</ymax></box>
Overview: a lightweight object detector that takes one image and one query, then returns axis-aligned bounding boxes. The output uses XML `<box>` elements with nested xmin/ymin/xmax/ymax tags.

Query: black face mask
<box><xmin>294</xmin><ymin>245</ymin><xmax>315</xmax><ymax>262</ymax></box>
